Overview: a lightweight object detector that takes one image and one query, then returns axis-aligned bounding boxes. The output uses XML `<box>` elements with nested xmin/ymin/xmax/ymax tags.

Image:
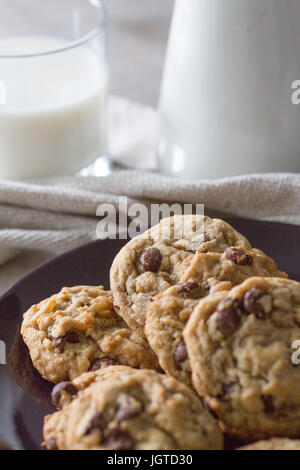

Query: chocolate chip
<box><xmin>89</xmin><ymin>357</ymin><xmax>117</xmax><ymax>371</ymax></box>
<box><xmin>225</xmin><ymin>247</ymin><xmax>253</xmax><ymax>266</ymax></box>
<box><xmin>51</xmin><ymin>381</ymin><xmax>78</xmax><ymax>409</ymax></box>
<box><xmin>85</xmin><ymin>411</ymin><xmax>105</xmax><ymax>435</ymax></box>
<box><xmin>102</xmin><ymin>428</ymin><xmax>134</xmax><ymax>450</ymax></box>
<box><xmin>51</xmin><ymin>331</ymin><xmax>79</xmax><ymax>354</ymax></box>
<box><xmin>115</xmin><ymin>396</ymin><xmax>143</xmax><ymax>422</ymax></box>
<box><xmin>277</xmin><ymin>412</ymin><xmax>289</xmax><ymax>419</ymax></box>
<box><xmin>64</xmin><ymin>332</ymin><xmax>80</xmax><ymax>344</ymax></box>
<box><xmin>243</xmin><ymin>288</ymin><xmax>270</xmax><ymax>319</ymax></box>
<box><xmin>45</xmin><ymin>438</ymin><xmax>58</xmax><ymax>450</ymax></box>
<box><xmin>262</xmin><ymin>395</ymin><xmax>275</xmax><ymax>414</ymax></box>
<box><xmin>51</xmin><ymin>336</ymin><xmax>65</xmax><ymax>353</ymax></box>
<box><xmin>178</xmin><ymin>282</ymin><xmax>199</xmax><ymax>293</ymax></box>
<box><xmin>174</xmin><ymin>340</ymin><xmax>188</xmax><ymax>367</ymax></box>
<box><xmin>216</xmin><ymin>299</ymin><xmax>241</xmax><ymax>331</ymax></box>
<box><xmin>218</xmin><ymin>381</ymin><xmax>237</xmax><ymax>399</ymax></box>
<box><xmin>140</xmin><ymin>247</ymin><xmax>162</xmax><ymax>272</ymax></box>
<box><xmin>217</xmin><ymin>308</ymin><xmax>241</xmax><ymax>330</ymax></box>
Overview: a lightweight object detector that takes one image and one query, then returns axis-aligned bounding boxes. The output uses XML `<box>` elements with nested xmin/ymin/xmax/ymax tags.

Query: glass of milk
<box><xmin>159</xmin><ymin>0</ymin><xmax>300</xmax><ymax>179</ymax></box>
<box><xmin>0</xmin><ymin>0</ymin><xmax>109</xmax><ymax>180</ymax></box>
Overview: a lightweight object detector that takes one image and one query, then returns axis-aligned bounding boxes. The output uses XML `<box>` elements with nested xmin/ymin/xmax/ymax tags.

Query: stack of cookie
<box><xmin>21</xmin><ymin>215</ymin><xmax>300</xmax><ymax>451</ymax></box>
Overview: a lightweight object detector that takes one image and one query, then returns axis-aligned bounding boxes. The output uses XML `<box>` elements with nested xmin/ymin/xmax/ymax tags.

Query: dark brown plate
<box><xmin>0</xmin><ymin>218</ymin><xmax>299</xmax><ymax>450</ymax></box>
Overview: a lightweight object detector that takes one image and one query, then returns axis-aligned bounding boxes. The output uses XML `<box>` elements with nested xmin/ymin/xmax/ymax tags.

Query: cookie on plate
<box><xmin>146</xmin><ymin>284</ymin><xmax>201</xmax><ymax>386</ymax></box>
<box><xmin>145</xmin><ymin>249</ymin><xmax>287</xmax><ymax>385</ymax></box>
<box><xmin>238</xmin><ymin>438</ymin><xmax>300</xmax><ymax>450</ymax></box>
<box><xmin>21</xmin><ymin>286</ymin><xmax>159</xmax><ymax>383</ymax></box>
<box><xmin>180</xmin><ymin>247</ymin><xmax>287</xmax><ymax>293</ymax></box>
<box><xmin>111</xmin><ymin>215</ymin><xmax>251</xmax><ymax>336</ymax></box>
<box><xmin>43</xmin><ymin>409</ymin><xmax>68</xmax><ymax>450</ymax></box>
<box><xmin>50</xmin><ymin>365</ymin><xmax>133</xmax><ymax>411</ymax></box>
<box><xmin>183</xmin><ymin>277</ymin><xmax>300</xmax><ymax>440</ymax></box>
<box><xmin>44</xmin><ymin>366</ymin><xmax>131</xmax><ymax>450</ymax></box>
<box><xmin>45</xmin><ymin>366</ymin><xmax>223</xmax><ymax>450</ymax></box>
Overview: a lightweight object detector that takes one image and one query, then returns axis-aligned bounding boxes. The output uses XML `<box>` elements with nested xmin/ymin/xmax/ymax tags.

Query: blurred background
<box><xmin>107</xmin><ymin>0</ymin><xmax>174</xmax><ymax>105</ymax></box>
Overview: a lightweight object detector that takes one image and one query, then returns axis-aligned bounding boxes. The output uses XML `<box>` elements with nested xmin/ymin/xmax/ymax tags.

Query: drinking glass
<box><xmin>0</xmin><ymin>0</ymin><xmax>109</xmax><ymax>180</ymax></box>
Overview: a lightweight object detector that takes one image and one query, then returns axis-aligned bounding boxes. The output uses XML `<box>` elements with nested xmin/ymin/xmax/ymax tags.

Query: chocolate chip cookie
<box><xmin>183</xmin><ymin>277</ymin><xmax>300</xmax><ymax>440</ymax></box>
<box><xmin>44</xmin><ymin>366</ymin><xmax>131</xmax><ymax>450</ymax></box>
<box><xmin>145</xmin><ymin>249</ymin><xmax>287</xmax><ymax>385</ymax></box>
<box><xmin>238</xmin><ymin>438</ymin><xmax>300</xmax><ymax>450</ymax></box>
<box><xmin>21</xmin><ymin>286</ymin><xmax>158</xmax><ymax>383</ymax></box>
<box><xmin>145</xmin><ymin>284</ymin><xmax>201</xmax><ymax>386</ymax></box>
<box><xmin>111</xmin><ymin>215</ymin><xmax>251</xmax><ymax>336</ymax></box>
<box><xmin>50</xmin><ymin>365</ymin><xmax>132</xmax><ymax>411</ymax></box>
<box><xmin>43</xmin><ymin>409</ymin><xmax>68</xmax><ymax>450</ymax></box>
<box><xmin>180</xmin><ymin>247</ymin><xmax>287</xmax><ymax>293</ymax></box>
<box><xmin>45</xmin><ymin>366</ymin><xmax>223</xmax><ymax>450</ymax></box>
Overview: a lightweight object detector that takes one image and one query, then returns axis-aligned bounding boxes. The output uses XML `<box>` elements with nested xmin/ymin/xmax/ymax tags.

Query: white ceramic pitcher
<box><xmin>158</xmin><ymin>0</ymin><xmax>300</xmax><ymax>179</ymax></box>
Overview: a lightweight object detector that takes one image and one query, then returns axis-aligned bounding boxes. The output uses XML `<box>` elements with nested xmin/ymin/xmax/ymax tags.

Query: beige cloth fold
<box><xmin>0</xmin><ymin>97</ymin><xmax>299</xmax><ymax>294</ymax></box>
<box><xmin>0</xmin><ymin>171</ymin><xmax>299</xmax><ymax>295</ymax></box>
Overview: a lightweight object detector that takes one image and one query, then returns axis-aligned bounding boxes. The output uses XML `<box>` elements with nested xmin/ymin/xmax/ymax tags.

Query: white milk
<box><xmin>0</xmin><ymin>36</ymin><xmax>108</xmax><ymax>180</ymax></box>
<box><xmin>159</xmin><ymin>0</ymin><xmax>300</xmax><ymax>179</ymax></box>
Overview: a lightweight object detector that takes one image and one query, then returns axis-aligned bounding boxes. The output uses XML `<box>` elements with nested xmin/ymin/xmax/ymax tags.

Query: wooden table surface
<box><xmin>107</xmin><ymin>0</ymin><xmax>174</xmax><ymax>106</ymax></box>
